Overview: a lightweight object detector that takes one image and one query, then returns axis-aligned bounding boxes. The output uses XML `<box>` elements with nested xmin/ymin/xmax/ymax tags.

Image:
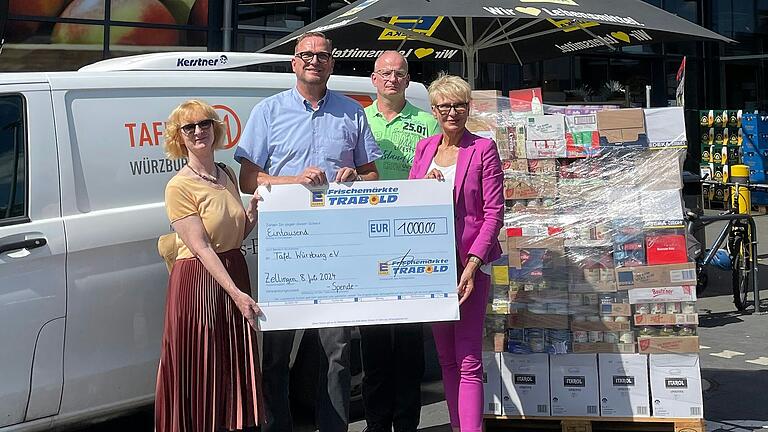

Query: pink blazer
<box><xmin>409</xmin><ymin>130</ymin><xmax>505</xmax><ymax>266</ymax></box>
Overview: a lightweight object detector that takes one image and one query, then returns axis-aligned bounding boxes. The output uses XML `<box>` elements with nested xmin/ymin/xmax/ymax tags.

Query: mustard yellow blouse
<box><xmin>164</xmin><ymin>173</ymin><xmax>245</xmax><ymax>259</ymax></box>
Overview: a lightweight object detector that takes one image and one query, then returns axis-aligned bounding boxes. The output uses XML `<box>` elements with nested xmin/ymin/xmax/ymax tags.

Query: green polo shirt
<box><xmin>365</xmin><ymin>100</ymin><xmax>440</xmax><ymax>180</ymax></box>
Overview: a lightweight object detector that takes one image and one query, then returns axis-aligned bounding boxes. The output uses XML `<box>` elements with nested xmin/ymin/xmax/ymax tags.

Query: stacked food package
<box><xmin>470</xmin><ymin>90</ymin><xmax>703</xmax><ymax>420</ymax></box>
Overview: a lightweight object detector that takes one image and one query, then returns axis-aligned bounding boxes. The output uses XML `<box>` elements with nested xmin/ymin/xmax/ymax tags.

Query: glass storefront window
<box><xmin>109</xmin><ymin>27</ymin><xmax>206</xmax><ymax>50</ymax></box>
<box><xmin>238</xmin><ymin>1</ymin><xmax>311</xmax><ymax>31</ymax></box>
<box><xmin>573</xmin><ymin>56</ymin><xmax>608</xmax><ymax>102</ymax></box>
<box><xmin>542</xmin><ymin>57</ymin><xmax>571</xmax><ymax>103</ymax></box>
<box><xmin>0</xmin><ymin>41</ymin><xmax>104</xmax><ymax>72</ymax></box>
<box><xmin>314</xmin><ymin>0</ymin><xmax>349</xmax><ymax>20</ymax></box>
<box><xmin>236</xmin><ymin>31</ymin><xmax>285</xmax><ymax>54</ymax></box>
<box><xmin>5</xmin><ymin>0</ymin><xmax>210</xmax><ymax>71</ymax></box>
<box><xmin>106</xmin><ymin>0</ymin><xmax>207</xmax><ymax>26</ymax></box>
<box><xmin>724</xmin><ymin>61</ymin><xmax>760</xmax><ymax>111</ymax></box>
<box><xmin>6</xmin><ymin>0</ymin><xmax>104</xmax><ymax>44</ymax></box>
<box><xmin>664</xmin><ymin>0</ymin><xmax>700</xmax><ymax>24</ymax></box>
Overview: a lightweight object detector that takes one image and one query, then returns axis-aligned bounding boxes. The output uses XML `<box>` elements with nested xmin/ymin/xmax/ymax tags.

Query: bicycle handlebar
<box><xmin>701</xmin><ymin>179</ymin><xmax>768</xmax><ymax>191</ymax></box>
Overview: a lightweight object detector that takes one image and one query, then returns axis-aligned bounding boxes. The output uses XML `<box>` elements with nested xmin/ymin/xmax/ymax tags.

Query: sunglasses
<box><xmin>180</xmin><ymin>119</ymin><xmax>214</xmax><ymax>135</ymax></box>
<box><xmin>295</xmin><ymin>51</ymin><xmax>333</xmax><ymax>63</ymax></box>
<box><xmin>433</xmin><ymin>103</ymin><xmax>469</xmax><ymax>116</ymax></box>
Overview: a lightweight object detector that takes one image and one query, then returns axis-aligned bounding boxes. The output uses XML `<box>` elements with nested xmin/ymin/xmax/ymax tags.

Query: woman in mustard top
<box><xmin>155</xmin><ymin>100</ymin><xmax>263</xmax><ymax>432</ymax></box>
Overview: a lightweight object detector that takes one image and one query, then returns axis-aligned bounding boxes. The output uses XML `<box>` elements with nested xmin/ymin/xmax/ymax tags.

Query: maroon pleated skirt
<box><xmin>155</xmin><ymin>249</ymin><xmax>264</xmax><ymax>432</ymax></box>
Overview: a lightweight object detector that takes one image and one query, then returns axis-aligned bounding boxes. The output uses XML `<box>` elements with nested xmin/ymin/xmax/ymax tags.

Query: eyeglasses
<box><xmin>375</xmin><ymin>69</ymin><xmax>408</xmax><ymax>80</ymax></box>
<box><xmin>433</xmin><ymin>102</ymin><xmax>469</xmax><ymax>116</ymax></box>
<box><xmin>180</xmin><ymin>119</ymin><xmax>214</xmax><ymax>135</ymax></box>
<box><xmin>294</xmin><ymin>51</ymin><xmax>332</xmax><ymax>63</ymax></box>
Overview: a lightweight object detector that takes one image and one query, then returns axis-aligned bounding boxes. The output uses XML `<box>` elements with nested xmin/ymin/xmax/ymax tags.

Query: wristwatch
<box><xmin>468</xmin><ymin>256</ymin><xmax>483</xmax><ymax>266</ymax></box>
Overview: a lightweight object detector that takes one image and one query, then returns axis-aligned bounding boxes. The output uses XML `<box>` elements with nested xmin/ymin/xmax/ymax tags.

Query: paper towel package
<box><xmin>598</xmin><ymin>354</ymin><xmax>651</xmax><ymax>417</ymax></box>
<box><xmin>501</xmin><ymin>353</ymin><xmax>550</xmax><ymax>417</ymax></box>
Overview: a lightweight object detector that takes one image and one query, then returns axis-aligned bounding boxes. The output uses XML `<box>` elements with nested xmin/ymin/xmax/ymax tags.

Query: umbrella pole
<box><xmin>466</xmin><ymin>17</ymin><xmax>476</xmax><ymax>89</ymax></box>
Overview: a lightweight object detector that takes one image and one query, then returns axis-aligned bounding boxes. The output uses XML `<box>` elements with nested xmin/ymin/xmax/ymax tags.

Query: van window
<box><xmin>0</xmin><ymin>95</ymin><xmax>26</xmax><ymax>222</ymax></box>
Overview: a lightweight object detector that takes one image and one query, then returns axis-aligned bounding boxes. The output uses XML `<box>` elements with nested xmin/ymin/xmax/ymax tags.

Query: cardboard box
<box><xmin>487</xmin><ymin>301</ymin><xmax>512</xmax><ymax>315</ymax></box>
<box><xmin>644</xmin><ymin>107</ymin><xmax>687</xmax><ymax>149</ymax></box>
<box><xmin>649</xmin><ymin>354</ymin><xmax>704</xmax><ymax>418</ymax></box>
<box><xmin>628</xmin><ymin>285</ymin><xmax>697</xmax><ymax>304</ymax></box>
<box><xmin>509</xmin><ymin>248</ymin><xmax>565</xmax><ymax>270</ymax></box>
<box><xmin>597</xmin><ymin>108</ymin><xmax>649</xmax><ymax>147</ymax></box>
<box><xmin>508</xmin><ymin>236</ymin><xmax>565</xmax><ymax>251</ymax></box>
<box><xmin>482</xmin><ymin>332</ymin><xmax>507</xmax><ymax>352</ymax></box>
<box><xmin>600</xmin><ymin>303</ymin><xmax>632</xmax><ymax>316</ymax></box>
<box><xmin>565</xmin><ymin>113</ymin><xmax>600</xmax><ymax>158</ymax></box>
<box><xmin>528</xmin><ymin>159</ymin><xmax>558</xmax><ymax>175</ymax></box>
<box><xmin>504</xmin><ymin>176</ymin><xmax>538</xmax><ymax>200</ymax></box>
<box><xmin>501</xmin><ymin>353</ymin><xmax>551</xmax><ymax>417</ymax></box>
<box><xmin>549</xmin><ymin>354</ymin><xmax>600</xmax><ymax>416</ymax></box>
<box><xmin>508</xmin><ymin>311</ymin><xmax>569</xmax><ymax>329</ymax></box>
<box><xmin>570</xmin><ymin>321</ymin><xmax>631</xmax><ymax>332</ymax></box>
<box><xmin>613</xmin><ymin>224</ymin><xmax>647</xmax><ymax>267</ymax></box>
<box><xmin>572</xmin><ymin>343</ymin><xmax>636</xmax><ymax>354</ymax></box>
<box><xmin>510</xmin><ymin>87</ymin><xmax>543</xmax><ymax>113</ymax></box>
<box><xmin>598</xmin><ymin>354</ymin><xmax>651</xmax><ymax>417</ymax></box>
<box><xmin>634</xmin><ymin>313</ymin><xmax>699</xmax><ymax>326</ymax></box>
<box><xmin>525</xmin><ymin>115</ymin><xmax>567</xmax><ymax>159</ymax></box>
<box><xmin>483</xmin><ymin>351</ymin><xmax>503</xmax><ymax>415</ymax></box>
<box><xmin>505</xmin><ymin>158</ymin><xmax>529</xmax><ymax>172</ymax></box>
<box><xmin>646</xmin><ymin>234</ymin><xmax>688</xmax><ymax>265</ymax></box>
<box><xmin>471</xmin><ymin>90</ymin><xmax>503</xmax><ymax>114</ymax></box>
<box><xmin>492</xmin><ymin>264</ymin><xmax>510</xmax><ymax>286</ymax></box>
<box><xmin>616</xmin><ymin>263</ymin><xmax>697</xmax><ymax>289</ymax></box>
<box><xmin>641</xmin><ymin>190</ymin><xmax>685</xmax><ymax>226</ymax></box>
<box><xmin>638</xmin><ymin>336</ymin><xmax>700</xmax><ymax>354</ymax></box>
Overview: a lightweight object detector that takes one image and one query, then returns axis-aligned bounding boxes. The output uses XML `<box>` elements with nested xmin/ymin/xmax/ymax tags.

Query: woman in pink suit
<box><xmin>409</xmin><ymin>74</ymin><xmax>504</xmax><ymax>432</ymax></box>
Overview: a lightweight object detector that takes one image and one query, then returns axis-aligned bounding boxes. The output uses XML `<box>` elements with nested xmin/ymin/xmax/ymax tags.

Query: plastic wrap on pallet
<box><xmin>470</xmin><ymin>93</ymin><xmax>696</xmax><ymax>356</ymax></box>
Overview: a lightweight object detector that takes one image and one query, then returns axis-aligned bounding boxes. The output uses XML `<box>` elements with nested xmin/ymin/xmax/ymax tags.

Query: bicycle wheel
<box><xmin>730</xmin><ymin>230</ymin><xmax>753</xmax><ymax>311</ymax></box>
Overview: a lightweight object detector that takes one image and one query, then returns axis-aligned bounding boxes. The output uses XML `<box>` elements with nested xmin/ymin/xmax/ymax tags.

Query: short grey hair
<box><xmin>295</xmin><ymin>31</ymin><xmax>334</xmax><ymax>52</ymax></box>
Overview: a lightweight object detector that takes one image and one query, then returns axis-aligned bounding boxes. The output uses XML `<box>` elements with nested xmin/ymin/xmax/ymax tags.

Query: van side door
<box><xmin>0</xmin><ymin>87</ymin><xmax>66</xmax><ymax>427</ymax></box>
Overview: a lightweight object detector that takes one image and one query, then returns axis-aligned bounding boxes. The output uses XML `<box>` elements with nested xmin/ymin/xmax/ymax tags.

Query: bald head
<box><xmin>375</xmin><ymin>50</ymin><xmax>408</xmax><ymax>73</ymax></box>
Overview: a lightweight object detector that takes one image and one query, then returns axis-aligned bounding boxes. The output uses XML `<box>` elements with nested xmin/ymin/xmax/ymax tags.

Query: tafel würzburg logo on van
<box><xmin>312</xmin><ymin>186</ymin><xmax>399</xmax><ymax>207</ymax></box>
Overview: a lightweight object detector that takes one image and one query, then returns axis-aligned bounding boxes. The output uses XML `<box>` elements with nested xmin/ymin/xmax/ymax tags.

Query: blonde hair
<box><xmin>427</xmin><ymin>73</ymin><xmax>472</xmax><ymax>106</ymax></box>
<box><xmin>164</xmin><ymin>100</ymin><xmax>227</xmax><ymax>159</ymax></box>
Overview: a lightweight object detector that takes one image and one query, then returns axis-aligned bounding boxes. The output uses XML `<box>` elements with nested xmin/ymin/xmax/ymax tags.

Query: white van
<box><xmin>0</xmin><ymin>52</ymin><xmax>431</xmax><ymax>431</ymax></box>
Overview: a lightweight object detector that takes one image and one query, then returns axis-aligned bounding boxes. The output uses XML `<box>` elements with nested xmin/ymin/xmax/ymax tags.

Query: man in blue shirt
<box><xmin>236</xmin><ymin>31</ymin><xmax>380</xmax><ymax>432</ymax></box>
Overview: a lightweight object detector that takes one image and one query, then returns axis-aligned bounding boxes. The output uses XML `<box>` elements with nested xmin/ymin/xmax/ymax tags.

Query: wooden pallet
<box><xmin>484</xmin><ymin>416</ymin><xmax>705</xmax><ymax>432</ymax></box>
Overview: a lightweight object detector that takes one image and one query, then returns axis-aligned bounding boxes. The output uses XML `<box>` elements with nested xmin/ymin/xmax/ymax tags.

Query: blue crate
<box><xmin>743</xmin><ymin>133</ymin><xmax>768</xmax><ymax>150</ymax></box>
<box><xmin>742</xmin><ymin>114</ymin><xmax>768</xmax><ymax>149</ymax></box>
<box><xmin>752</xmin><ymin>190</ymin><xmax>768</xmax><ymax>205</ymax></box>
<box><xmin>742</xmin><ymin>113</ymin><xmax>768</xmax><ymax>133</ymax></box>
<box><xmin>741</xmin><ymin>149</ymin><xmax>768</xmax><ymax>183</ymax></box>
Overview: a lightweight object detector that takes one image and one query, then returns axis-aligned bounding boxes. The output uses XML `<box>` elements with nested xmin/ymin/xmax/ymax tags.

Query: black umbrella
<box><xmin>260</xmin><ymin>0</ymin><xmax>733</xmax><ymax>87</ymax></box>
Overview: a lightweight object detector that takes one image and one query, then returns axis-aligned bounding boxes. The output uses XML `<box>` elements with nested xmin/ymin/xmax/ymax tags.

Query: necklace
<box><xmin>187</xmin><ymin>164</ymin><xmax>219</xmax><ymax>183</ymax></box>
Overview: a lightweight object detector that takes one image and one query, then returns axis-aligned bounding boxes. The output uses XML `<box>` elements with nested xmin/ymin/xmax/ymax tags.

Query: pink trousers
<box><xmin>432</xmin><ymin>270</ymin><xmax>490</xmax><ymax>432</ymax></box>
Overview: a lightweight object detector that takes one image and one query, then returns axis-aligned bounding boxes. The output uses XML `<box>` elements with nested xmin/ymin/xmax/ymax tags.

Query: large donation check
<box><xmin>256</xmin><ymin>180</ymin><xmax>459</xmax><ymax>330</ymax></box>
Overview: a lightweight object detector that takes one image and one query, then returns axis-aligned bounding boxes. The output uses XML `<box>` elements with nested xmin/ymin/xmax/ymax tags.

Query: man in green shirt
<box><xmin>361</xmin><ymin>51</ymin><xmax>439</xmax><ymax>432</ymax></box>
<box><xmin>365</xmin><ymin>51</ymin><xmax>440</xmax><ymax>180</ymax></box>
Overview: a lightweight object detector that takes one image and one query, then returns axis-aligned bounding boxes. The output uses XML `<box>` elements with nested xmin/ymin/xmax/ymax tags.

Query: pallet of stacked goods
<box><xmin>472</xmin><ymin>94</ymin><xmax>704</xmax><ymax>431</ymax></box>
<box><xmin>741</xmin><ymin>112</ymin><xmax>768</xmax><ymax>209</ymax></box>
<box><xmin>699</xmin><ymin>109</ymin><xmax>744</xmax><ymax>209</ymax></box>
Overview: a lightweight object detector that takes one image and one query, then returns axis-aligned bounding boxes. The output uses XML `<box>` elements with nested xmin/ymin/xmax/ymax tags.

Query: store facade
<box><xmin>3</xmin><ymin>0</ymin><xmax>768</xmax><ymax>111</ymax></box>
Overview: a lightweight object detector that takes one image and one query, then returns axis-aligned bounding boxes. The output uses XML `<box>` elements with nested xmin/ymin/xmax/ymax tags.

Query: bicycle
<box><xmin>684</xmin><ymin>176</ymin><xmax>766</xmax><ymax>311</ymax></box>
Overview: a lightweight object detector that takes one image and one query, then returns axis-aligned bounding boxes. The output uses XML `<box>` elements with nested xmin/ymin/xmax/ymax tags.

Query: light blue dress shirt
<box><xmin>235</xmin><ymin>87</ymin><xmax>381</xmax><ymax>179</ymax></box>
